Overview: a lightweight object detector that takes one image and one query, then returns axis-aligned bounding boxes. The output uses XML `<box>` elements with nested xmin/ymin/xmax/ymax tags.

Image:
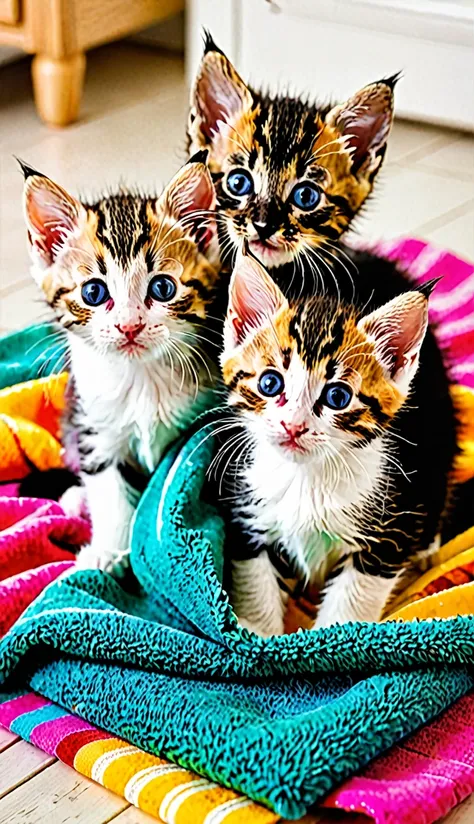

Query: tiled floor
<box><xmin>1</xmin><ymin>41</ymin><xmax>473</xmax><ymax>332</ymax></box>
<box><xmin>0</xmin><ymin>41</ymin><xmax>474</xmax><ymax>824</ymax></box>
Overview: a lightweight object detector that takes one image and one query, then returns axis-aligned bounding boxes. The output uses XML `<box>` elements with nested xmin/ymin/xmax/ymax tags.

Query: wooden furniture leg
<box><xmin>31</xmin><ymin>52</ymin><xmax>86</xmax><ymax>127</ymax></box>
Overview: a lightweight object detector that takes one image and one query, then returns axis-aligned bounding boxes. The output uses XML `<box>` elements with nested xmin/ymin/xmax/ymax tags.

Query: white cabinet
<box><xmin>187</xmin><ymin>0</ymin><xmax>474</xmax><ymax>130</ymax></box>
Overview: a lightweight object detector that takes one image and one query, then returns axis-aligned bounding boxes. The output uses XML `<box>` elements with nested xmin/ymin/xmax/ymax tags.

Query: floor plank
<box><xmin>0</xmin><ymin>740</ymin><xmax>55</xmax><ymax>799</ymax></box>
<box><xmin>0</xmin><ymin>760</ymin><xmax>129</xmax><ymax>824</ymax></box>
<box><xmin>111</xmin><ymin>806</ymin><xmax>162</xmax><ymax>823</ymax></box>
<box><xmin>0</xmin><ymin>727</ymin><xmax>19</xmax><ymax>754</ymax></box>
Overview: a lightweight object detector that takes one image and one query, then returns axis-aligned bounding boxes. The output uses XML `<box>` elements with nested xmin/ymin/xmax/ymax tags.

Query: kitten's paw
<box><xmin>59</xmin><ymin>485</ymin><xmax>87</xmax><ymax>519</ymax></box>
<box><xmin>75</xmin><ymin>543</ymin><xmax>130</xmax><ymax>578</ymax></box>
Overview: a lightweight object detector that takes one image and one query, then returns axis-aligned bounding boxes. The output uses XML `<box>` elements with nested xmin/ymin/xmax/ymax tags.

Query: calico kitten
<box><xmin>21</xmin><ymin>155</ymin><xmax>220</xmax><ymax>571</ymax></box>
<box><xmin>218</xmin><ymin>251</ymin><xmax>455</xmax><ymax>632</ymax></box>
<box><xmin>188</xmin><ymin>33</ymin><xmax>396</xmax><ymax>271</ymax></box>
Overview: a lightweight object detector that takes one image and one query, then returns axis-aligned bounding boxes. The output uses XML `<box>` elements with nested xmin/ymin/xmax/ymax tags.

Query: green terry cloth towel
<box><xmin>1</xmin><ymin>324</ymin><xmax>474</xmax><ymax>820</ymax></box>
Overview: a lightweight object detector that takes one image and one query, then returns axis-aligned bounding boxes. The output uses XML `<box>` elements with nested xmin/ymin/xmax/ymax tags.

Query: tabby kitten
<box><xmin>188</xmin><ymin>33</ymin><xmax>396</xmax><ymax>270</ymax></box>
<box><xmin>219</xmin><ymin>251</ymin><xmax>453</xmax><ymax>632</ymax></box>
<box><xmin>21</xmin><ymin>155</ymin><xmax>219</xmax><ymax>571</ymax></box>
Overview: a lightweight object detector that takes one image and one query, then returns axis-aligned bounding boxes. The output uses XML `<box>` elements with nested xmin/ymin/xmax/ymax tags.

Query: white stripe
<box><xmin>438</xmin><ymin>314</ymin><xmax>474</xmax><ymax>340</ymax></box>
<box><xmin>454</xmin><ymin>362</ymin><xmax>474</xmax><ymax>375</ymax></box>
<box><xmin>431</xmin><ymin>270</ymin><xmax>474</xmax><ymax>314</ymax></box>
<box><xmin>159</xmin><ymin>779</ymin><xmax>219</xmax><ymax>824</ymax></box>
<box><xmin>204</xmin><ymin>797</ymin><xmax>253</xmax><ymax>824</ymax></box>
<box><xmin>409</xmin><ymin>245</ymin><xmax>444</xmax><ymax>278</ymax></box>
<box><xmin>156</xmin><ymin>450</ymin><xmax>186</xmax><ymax>540</ymax></box>
<box><xmin>90</xmin><ymin>745</ymin><xmax>138</xmax><ymax>783</ymax></box>
<box><xmin>124</xmin><ymin>764</ymin><xmax>186</xmax><ymax>806</ymax></box>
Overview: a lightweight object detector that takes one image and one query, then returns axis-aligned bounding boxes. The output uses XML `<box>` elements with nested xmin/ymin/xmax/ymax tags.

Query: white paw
<box><xmin>59</xmin><ymin>485</ymin><xmax>87</xmax><ymax>519</ymax></box>
<box><xmin>75</xmin><ymin>543</ymin><xmax>130</xmax><ymax>578</ymax></box>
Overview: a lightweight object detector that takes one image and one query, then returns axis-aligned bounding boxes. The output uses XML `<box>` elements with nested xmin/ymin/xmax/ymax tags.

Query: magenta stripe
<box><xmin>0</xmin><ymin>693</ymin><xmax>50</xmax><ymax>728</ymax></box>
<box><xmin>432</xmin><ymin>305</ymin><xmax>474</xmax><ymax>327</ymax></box>
<box><xmin>378</xmin><ymin>237</ymin><xmax>428</xmax><ymax>266</ymax></box>
<box><xmin>415</xmin><ymin>253</ymin><xmax>474</xmax><ymax>292</ymax></box>
<box><xmin>30</xmin><ymin>713</ymin><xmax>96</xmax><ymax>756</ymax></box>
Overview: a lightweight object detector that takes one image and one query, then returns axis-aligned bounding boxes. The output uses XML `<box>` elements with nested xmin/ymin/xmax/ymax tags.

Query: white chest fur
<box><xmin>68</xmin><ymin>335</ymin><xmax>200</xmax><ymax>472</ymax></box>
<box><xmin>238</xmin><ymin>438</ymin><xmax>386</xmax><ymax>578</ymax></box>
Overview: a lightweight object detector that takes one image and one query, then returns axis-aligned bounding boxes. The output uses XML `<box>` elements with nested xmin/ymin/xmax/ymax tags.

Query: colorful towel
<box><xmin>0</xmin><ymin>691</ymin><xmax>278</xmax><ymax>823</ymax></box>
<box><xmin>2</xmin><ymin>426</ymin><xmax>474</xmax><ymax>821</ymax></box>
<box><xmin>0</xmin><ymin>238</ymin><xmax>474</xmax><ymax>824</ymax></box>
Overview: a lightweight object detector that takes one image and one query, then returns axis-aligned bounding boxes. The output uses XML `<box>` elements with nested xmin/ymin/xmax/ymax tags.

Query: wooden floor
<box><xmin>1</xmin><ymin>725</ymin><xmax>473</xmax><ymax>824</ymax></box>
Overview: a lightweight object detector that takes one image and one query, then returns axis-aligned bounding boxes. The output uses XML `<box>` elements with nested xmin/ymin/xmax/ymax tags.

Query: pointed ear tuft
<box><xmin>357</xmin><ymin>291</ymin><xmax>429</xmax><ymax>394</ymax></box>
<box><xmin>190</xmin><ymin>46</ymin><xmax>253</xmax><ymax>144</ymax></box>
<box><xmin>326</xmin><ymin>79</ymin><xmax>396</xmax><ymax>178</ymax></box>
<box><xmin>16</xmin><ymin>157</ymin><xmax>47</xmax><ymax>181</ymax></box>
<box><xmin>159</xmin><ymin>159</ymin><xmax>216</xmax><ymax>250</ymax></box>
<box><xmin>202</xmin><ymin>29</ymin><xmax>224</xmax><ymax>57</ymax></box>
<box><xmin>189</xmin><ymin>148</ymin><xmax>209</xmax><ymax>165</ymax></box>
<box><xmin>225</xmin><ymin>250</ymin><xmax>287</xmax><ymax>349</ymax></box>
<box><xmin>415</xmin><ymin>277</ymin><xmax>441</xmax><ymax>299</ymax></box>
<box><xmin>382</xmin><ymin>71</ymin><xmax>403</xmax><ymax>91</ymax></box>
<box><xmin>23</xmin><ymin>173</ymin><xmax>86</xmax><ymax>267</ymax></box>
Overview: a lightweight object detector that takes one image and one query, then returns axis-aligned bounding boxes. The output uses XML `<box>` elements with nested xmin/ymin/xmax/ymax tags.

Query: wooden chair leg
<box><xmin>32</xmin><ymin>53</ymin><xmax>86</xmax><ymax>127</ymax></box>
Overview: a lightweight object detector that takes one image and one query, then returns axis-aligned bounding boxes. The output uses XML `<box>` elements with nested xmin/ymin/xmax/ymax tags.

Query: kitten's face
<box><xmin>189</xmin><ymin>37</ymin><xmax>396</xmax><ymax>268</ymax></box>
<box><xmin>222</xmin><ymin>254</ymin><xmax>428</xmax><ymax>463</ymax></box>
<box><xmin>22</xmin><ymin>158</ymin><xmax>218</xmax><ymax>361</ymax></box>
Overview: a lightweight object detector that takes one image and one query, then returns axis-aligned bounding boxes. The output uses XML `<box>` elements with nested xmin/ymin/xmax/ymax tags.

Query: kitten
<box><xmin>218</xmin><ymin>251</ymin><xmax>455</xmax><ymax>633</ymax></box>
<box><xmin>188</xmin><ymin>32</ymin><xmax>397</xmax><ymax>271</ymax></box>
<box><xmin>21</xmin><ymin>155</ymin><xmax>220</xmax><ymax>572</ymax></box>
<box><xmin>190</xmin><ymin>36</ymin><xmax>457</xmax><ymax>611</ymax></box>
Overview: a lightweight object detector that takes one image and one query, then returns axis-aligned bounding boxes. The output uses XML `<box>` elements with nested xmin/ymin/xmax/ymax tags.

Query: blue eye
<box><xmin>226</xmin><ymin>169</ymin><xmax>254</xmax><ymax>197</ymax></box>
<box><xmin>290</xmin><ymin>182</ymin><xmax>321</xmax><ymax>211</ymax></box>
<box><xmin>81</xmin><ymin>279</ymin><xmax>109</xmax><ymax>306</ymax></box>
<box><xmin>148</xmin><ymin>275</ymin><xmax>177</xmax><ymax>302</ymax></box>
<box><xmin>258</xmin><ymin>369</ymin><xmax>285</xmax><ymax>398</ymax></box>
<box><xmin>321</xmin><ymin>383</ymin><xmax>353</xmax><ymax>410</ymax></box>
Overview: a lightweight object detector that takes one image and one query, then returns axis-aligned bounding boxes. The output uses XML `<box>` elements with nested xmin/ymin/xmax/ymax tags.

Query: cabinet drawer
<box><xmin>0</xmin><ymin>0</ymin><xmax>19</xmax><ymax>25</ymax></box>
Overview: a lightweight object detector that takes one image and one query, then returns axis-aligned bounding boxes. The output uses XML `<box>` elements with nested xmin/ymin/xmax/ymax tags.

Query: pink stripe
<box><xmin>325</xmin><ymin>693</ymin><xmax>474</xmax><ymax>823</ymax></box>
<box><xmin>376</xmin><ymin>238</ymin><xmax>428</xmax><ymax>268</ymax></box>
<box><xmin>0</xmin><ymin>561</ymin><xmax>74</xmax><ymax>637</ymax></box>
<box><xmin>452</xmin><ymin>369</ymin><xmax>474</xmax><ymax>389</ymax></box>
<box><xmin>0</xmin><ymin>693</ymin><xmax>50</xmax><ymax>729</ymax></box>
<box><xmin>30</xmin><ymin>714</ymin><xmax>97</xmax><ymax>756</ymax></box>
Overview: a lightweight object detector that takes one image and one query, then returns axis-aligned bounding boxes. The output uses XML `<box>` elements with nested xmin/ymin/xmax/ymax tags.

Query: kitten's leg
<box><xmin>76</xmin><ymin>465</ymin><xmax>135</xmax><ymax>574</ymax></box>
<box><xmin>314</xmin><ymin>552</ymin><xmax>403</xmax><ymax>627</ymax></box>
<box><xmin>231</xmin><ymin>551</ymin><xmax>286</xmax><ymax>637</ymax></box>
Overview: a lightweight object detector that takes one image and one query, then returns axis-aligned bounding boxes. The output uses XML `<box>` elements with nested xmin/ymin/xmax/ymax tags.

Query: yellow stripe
<box><xmin>73</xmin><ymin>738</ymin><xmax>128</xmax><ymax>777</ymax></box>
<box><xmin>204</xmin><ymin>797</ymin><xmax>252</xmax><ymax>824</ymax></box>
<box><xmin>91</xmin><ymin>745</ymin><xmax>138</xmax><ymax>784</ymax></box>
<box><xmin>125</xmin><ymin>764</ymin><xmax>187</xmax><ymax>807</ymax></box>
<box><xmin>160</xmin><ymin>780</ymin><xmax>219</xmax><ymax>824</ymax></box>
<box><xmin>388</xmin><ymin>580</ymin><xmax>474</xmax><ymax>621</ymax></box>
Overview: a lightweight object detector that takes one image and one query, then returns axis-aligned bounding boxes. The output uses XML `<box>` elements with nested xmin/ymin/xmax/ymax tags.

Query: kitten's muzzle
<box><xmin>252</xmin><ymin>221</ymin><xmax>277</xmax><ymax>243</ymax></box>
<box><xmin>279</xmin><ymin>421</ymin><xmax>309</xmax><ymax>451</ymax></box>
<box><xmin>114</xmin><ymin>321</ymin><xmax>145</xmax><ymax>343</ymax></box>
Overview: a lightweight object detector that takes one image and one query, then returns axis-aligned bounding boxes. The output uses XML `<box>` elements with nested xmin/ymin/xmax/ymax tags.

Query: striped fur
<box><xmin>188</xmin><ymin>33</ymin><xmax>397</xmax><ymax>270</ymax></box>
<box><xmin>21</xmin><ymin>157</ymin><xmax>221</xmax><ymax>572</ymax></box>
<box><xmin>215</xmin><ymin>253</ymin><xmax>456</xmax><ymax>631</ymax></box>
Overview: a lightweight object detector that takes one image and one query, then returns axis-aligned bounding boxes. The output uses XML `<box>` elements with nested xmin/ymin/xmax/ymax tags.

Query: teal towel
<box><xmin>1</xmin><ymin>325</ymin><xmax>474</xmax><ymax>820</ymax></box>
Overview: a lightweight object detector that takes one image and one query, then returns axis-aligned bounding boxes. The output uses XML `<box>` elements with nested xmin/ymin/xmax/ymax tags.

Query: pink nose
<box><xmin>281</xmin><ymin>422</ymin><xmax>309</xmax><ymax>440</ymax></box>
<box><xmin>115</xmin><ymin>322</ymin><xmax>145</xmax><ymax>342</ymax></box>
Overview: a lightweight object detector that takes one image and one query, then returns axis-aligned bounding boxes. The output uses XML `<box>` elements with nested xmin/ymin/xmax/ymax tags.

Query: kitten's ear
<box><xmin>326</xmin><ymin>75</ymin><xmax>399</xmax><ymax>179</ymax></box>
<box><xmin>225</xmin><ymin>248</ymin><xmax>287</xmax><ymax>348</ymax></box>
<box><xmin>20</xmin><ymin>160</ymin><xmax>86</xmax><ymax>267</ymax></box>
<box><xmin>189</xmin><ymin>34</ymin><xmax>253</xmax><ymax>144</ymax></box>
<box><xmin>357</xmin><ymin>289</ymin><xmax>429</xmax><ymax>395</ymax></box>
<box><xmin>158</xmin><ymin>154</ymin><xmax>216</xmax><ymax>250</ymax></box>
